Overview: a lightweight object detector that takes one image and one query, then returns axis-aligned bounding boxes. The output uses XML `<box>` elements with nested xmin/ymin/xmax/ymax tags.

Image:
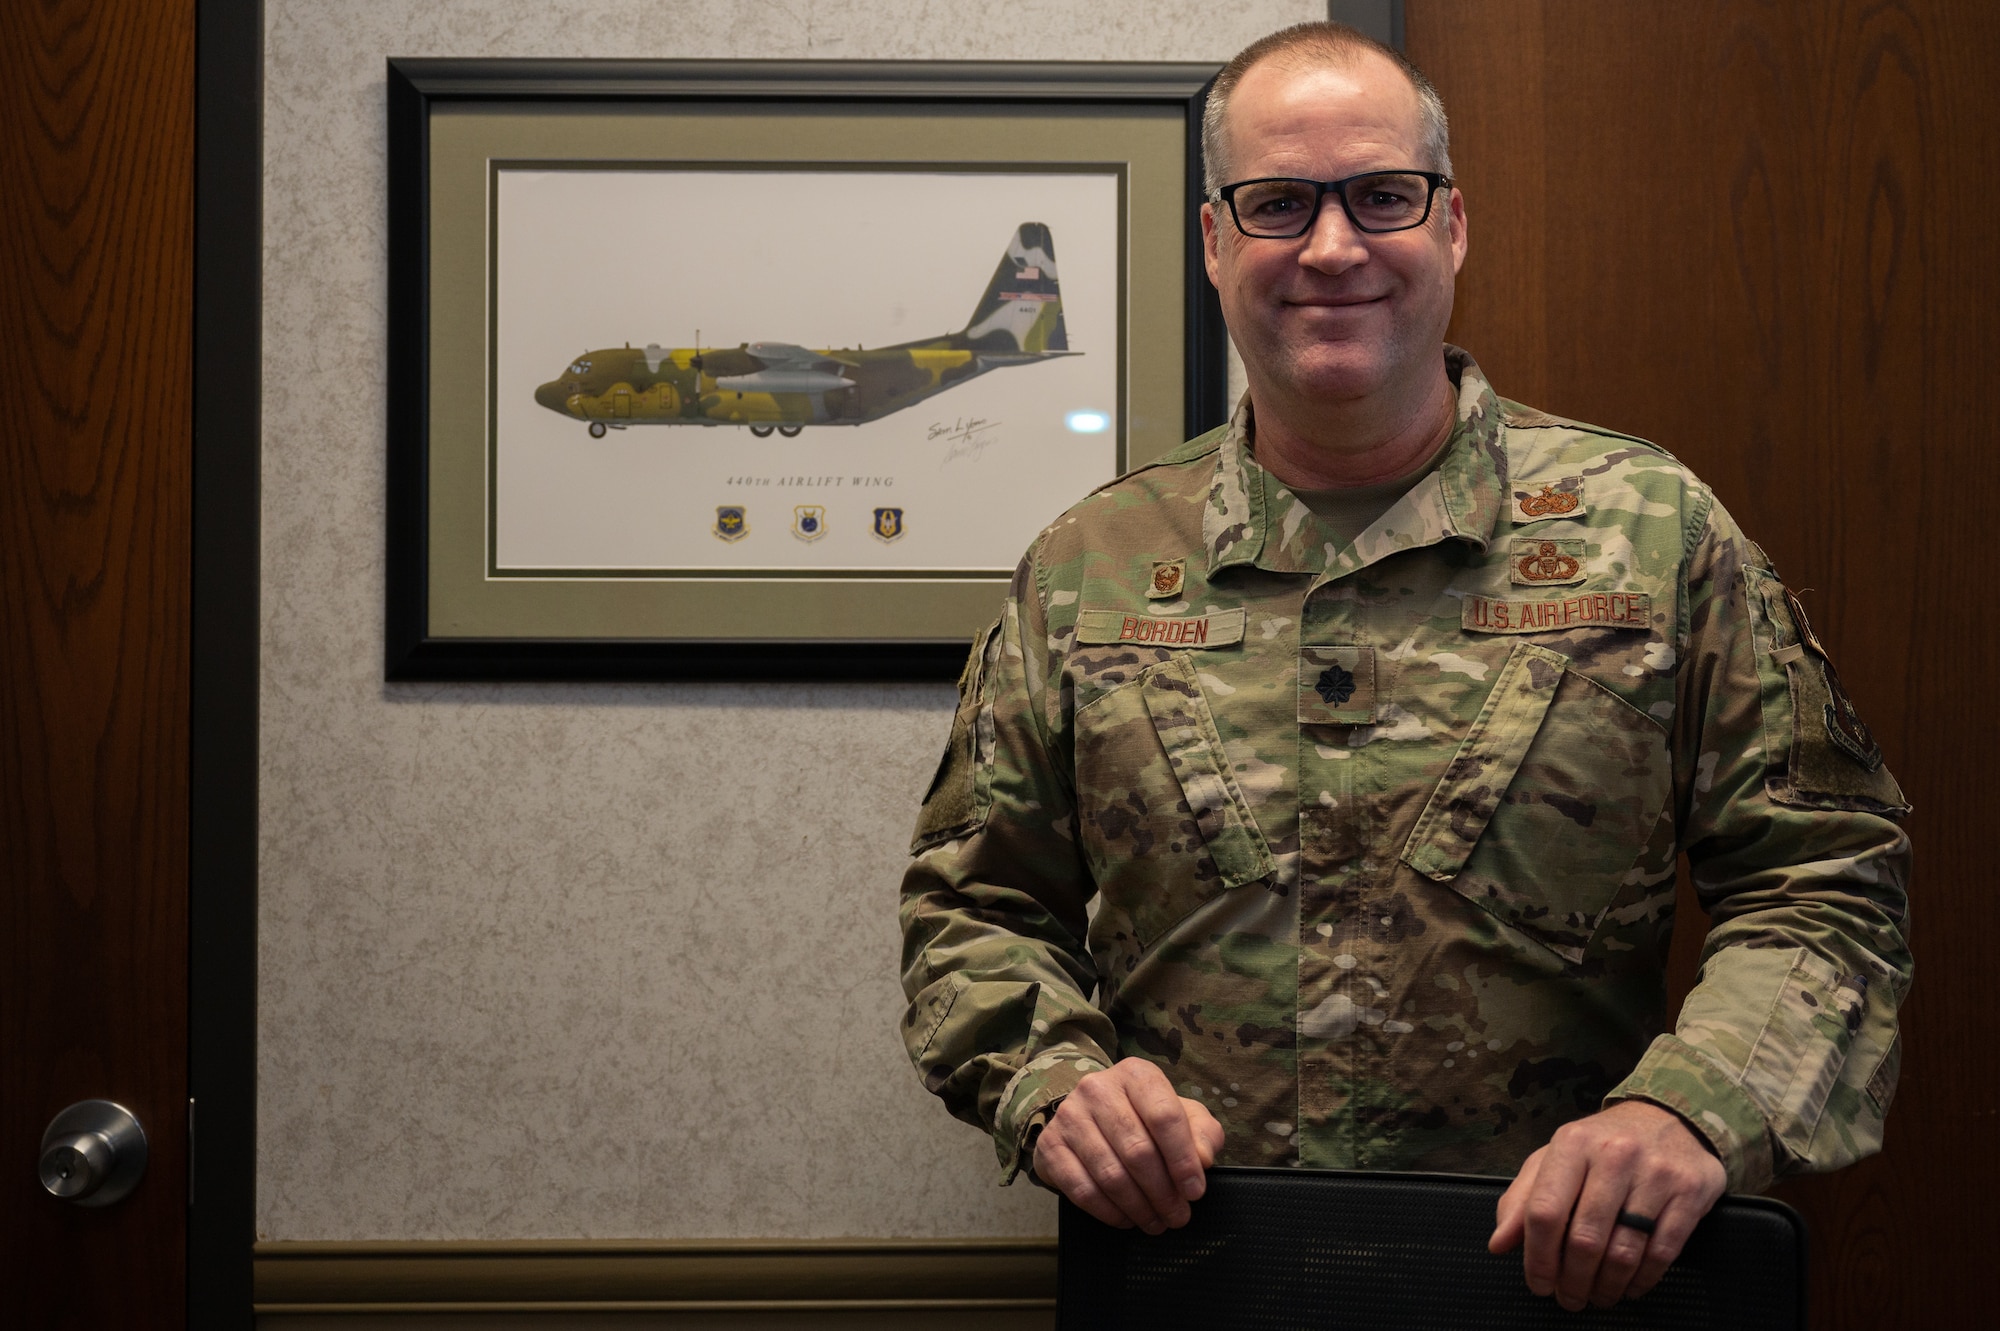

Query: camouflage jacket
<box><xmin>898</xmin><ymin>349</ymin><xmax>1911</xmax><ymax>1194</ymax></box>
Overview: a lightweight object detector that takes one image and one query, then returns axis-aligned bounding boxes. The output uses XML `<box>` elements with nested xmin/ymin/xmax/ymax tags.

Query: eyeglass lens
<box><xmin>1231</xmin><ymin>173</ymin><xmax>1435</xmax><ymax>236</ymax></box>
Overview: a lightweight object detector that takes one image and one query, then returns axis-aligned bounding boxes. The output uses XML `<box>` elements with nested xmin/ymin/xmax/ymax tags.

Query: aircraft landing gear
<box><xmin>588</xmin><ymin>421</ymin><xmax>607</xmax><ymax>438</ymax></box>
<box><xmin>749</xmin><ymin>424</ymin><xmax>775</xmax><ymax>438</ymax></box>
<box><xmin>777</xmin><ymin>424</ymin><xmax>803</xmax><ymax>438</ymax></box>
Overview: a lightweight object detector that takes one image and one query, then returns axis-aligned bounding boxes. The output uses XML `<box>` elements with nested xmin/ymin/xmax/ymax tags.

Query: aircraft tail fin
<box><xmin>960</xmin><ymin>222</ymin><xmax>1069</xmax><ymax>354</ymax></box>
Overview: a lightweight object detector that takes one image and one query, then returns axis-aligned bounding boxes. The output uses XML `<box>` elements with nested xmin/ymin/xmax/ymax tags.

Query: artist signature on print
<box><xmin>930</xmin><ymin>416</ymin><xmax>1002</xmax><ymax>466</ymax></box>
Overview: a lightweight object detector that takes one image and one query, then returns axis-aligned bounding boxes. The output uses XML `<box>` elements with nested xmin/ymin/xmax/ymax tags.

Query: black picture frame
<box><xmin>386</xmin><ymin>58</ymin><xmax>1226</xmax><ymax>682</ymax></box>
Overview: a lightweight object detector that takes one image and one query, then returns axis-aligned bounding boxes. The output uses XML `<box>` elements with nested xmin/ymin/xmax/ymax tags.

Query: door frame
<box><xmin>190</xmin><ymin>0</ymin><xmax>261</xmax><ymax>1322</ymax></box>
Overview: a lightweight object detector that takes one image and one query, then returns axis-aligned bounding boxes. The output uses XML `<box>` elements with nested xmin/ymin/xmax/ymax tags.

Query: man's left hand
<box><xmin>1487</xmin><ymin>1100</ymin><xmax>1727</xmax><ymax>1310</ymax></box>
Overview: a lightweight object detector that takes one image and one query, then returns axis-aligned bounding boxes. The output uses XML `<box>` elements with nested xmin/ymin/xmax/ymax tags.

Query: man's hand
<box><xmin>1489</xmin><ymin>1100</ymin><xmax>1727</xmax><ymax>1311</ymax></box>
<box><xmin>1031</xmin><ymin>1057</ymin><xmax>1224</xmax><ymax>1234</ymax></box>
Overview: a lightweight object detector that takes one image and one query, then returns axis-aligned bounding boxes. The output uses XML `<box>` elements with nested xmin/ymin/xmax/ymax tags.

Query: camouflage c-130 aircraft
<box><xmin>533</xmin><ymin>222</ymin><xmax>1076</xmax><ymax>438</ymax></box>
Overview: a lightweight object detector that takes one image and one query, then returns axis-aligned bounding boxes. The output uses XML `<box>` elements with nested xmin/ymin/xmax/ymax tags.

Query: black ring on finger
<box><xmin>1615</xmin><ymin>1210</ymin><xmax>1658</xmax><ymax>1236</ymax></box>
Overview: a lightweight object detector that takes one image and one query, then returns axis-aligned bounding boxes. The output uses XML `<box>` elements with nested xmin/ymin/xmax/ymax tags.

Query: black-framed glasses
<box><xmin>1214</xmin><ymin>171</ymin><xmax>1451</xmax><ymax>238</ymax></box>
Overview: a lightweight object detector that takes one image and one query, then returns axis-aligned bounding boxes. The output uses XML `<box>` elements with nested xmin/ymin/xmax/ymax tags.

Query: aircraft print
<box><xmin>532</xmin><ymin>222</ymin><xmax>1077</xmax><ymax>438</ymax></box>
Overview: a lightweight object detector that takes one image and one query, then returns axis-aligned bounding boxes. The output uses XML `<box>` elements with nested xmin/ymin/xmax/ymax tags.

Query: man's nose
<box><xmin>1296</xmin><ymin>195</ymin><xmax>1370</xmax><ymax>272</ymax></box>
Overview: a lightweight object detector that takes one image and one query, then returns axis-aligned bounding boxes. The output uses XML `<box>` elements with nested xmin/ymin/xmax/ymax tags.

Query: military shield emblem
<box><xmin>713</xmin><ymin>505</ymin><xmax>748</xmax><ymax>542</ymax></box>
<box><xmin>871</xmin><ymin>507</ymin><xmax>905</xmax><ymax>543</ymax></box>
<box><xmin>792</xmin><ymin>505</ymin><xmax>827</xmax><ymax>542</ymax></box>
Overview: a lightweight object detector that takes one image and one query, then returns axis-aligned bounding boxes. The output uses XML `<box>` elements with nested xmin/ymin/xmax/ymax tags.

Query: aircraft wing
<box><xmin>746</xmin><ymin>340</ymin><xmax>857</xmax><ymax>369</ymax></box>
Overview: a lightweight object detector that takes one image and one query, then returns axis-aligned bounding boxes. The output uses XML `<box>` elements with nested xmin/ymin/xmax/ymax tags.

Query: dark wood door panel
<box><xmin>1</xmin><ymin>0</ymin><xmax>196</xmax><ymax>1323</ymax></box>
<box><xmin>1408</xmin><ymin>2</ymin><xmax>1998</xmax><ymax>1325</ymax></box>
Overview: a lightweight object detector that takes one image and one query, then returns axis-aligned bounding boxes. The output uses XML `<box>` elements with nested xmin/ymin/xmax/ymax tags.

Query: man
<box><xmin>899</xmin><ymin>21</ymin><xmax>1910</xmax><ymax>1313</ymax></box>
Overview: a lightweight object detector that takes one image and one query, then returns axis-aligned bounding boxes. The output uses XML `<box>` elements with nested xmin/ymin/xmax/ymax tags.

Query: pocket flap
<box><xmin>1401</xmin><ymin>641</ymin><xmax>1568</xmax><ymax>880</ymax></box>
<box><xmin>1138</xmin><ymin>655</ymin><xmax>1276</xmax><ymax>891</ymax></box>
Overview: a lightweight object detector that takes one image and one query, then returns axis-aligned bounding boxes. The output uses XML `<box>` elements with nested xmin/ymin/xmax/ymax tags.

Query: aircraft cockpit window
<box><xmin>567</xmin><ymin>359</ymin><xmax>592</xmax><ymax>375</ymax></box>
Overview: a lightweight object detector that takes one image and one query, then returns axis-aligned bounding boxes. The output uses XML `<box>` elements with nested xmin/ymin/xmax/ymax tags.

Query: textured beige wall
<box><xmin>258</xmin><ymin>0</ymin><xmax>1311</xmax><ymax>1242</ymax></box>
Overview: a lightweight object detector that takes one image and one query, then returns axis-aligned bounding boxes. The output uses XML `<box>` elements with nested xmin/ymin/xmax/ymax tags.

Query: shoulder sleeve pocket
<box><xmin>911</xmin><ymin>618</ymin><xmax>1004</xmax><ymax>854</ymax></box>
<box><xmin>1743</xmin><ymin>566</ymin><xmax>1910</xmax><ymax>815</ymax></box>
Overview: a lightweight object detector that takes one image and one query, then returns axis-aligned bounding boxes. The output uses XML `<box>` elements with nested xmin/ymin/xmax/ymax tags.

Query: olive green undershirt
<box><xmin>1267</xmin><ymin>439</ymin><xmax>1450</xmax><ymax>550</ymax></box>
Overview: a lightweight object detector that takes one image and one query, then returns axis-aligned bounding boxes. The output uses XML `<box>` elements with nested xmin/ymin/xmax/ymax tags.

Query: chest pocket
<box><xmin>1073</xmin><ymin>653</ymin><xmax>1275</xmax><ymax>949</ymax></box>
<box><xmin>1401</xmin><ymin>640</ymin><xmax>1671</xmax><ymax>964</ymax></box>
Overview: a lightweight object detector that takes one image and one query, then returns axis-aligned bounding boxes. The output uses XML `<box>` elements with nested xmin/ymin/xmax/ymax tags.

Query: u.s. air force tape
<box><xmin>1461</xmin><ymin>592</ymin><xmax>1651</xmax><ymax>634</ymax></box>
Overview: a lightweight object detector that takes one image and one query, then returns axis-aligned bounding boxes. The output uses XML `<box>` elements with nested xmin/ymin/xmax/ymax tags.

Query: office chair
<box><xmin>1058</xmin><ymin>1167</ymin><xmax>1805</xmax><ymax>1328</ymax></box>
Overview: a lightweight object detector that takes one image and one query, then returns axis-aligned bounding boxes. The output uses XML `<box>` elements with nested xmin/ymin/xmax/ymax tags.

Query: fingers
<box><xmin>1122</xmin><ymin>1070</ymin><xmax>1208</xmax><ymax>1207</ymax></box>
<box><xmin>1033</xmin><ymin>1058</ymin><xmax>1216</xmax><ymax>1234</ymax></box>
<box><xmin>1187</xmin><ymin>1099</ymin><xmax>1225</xmax><ymax>1169</ymax></box>
<box><xmin>1037</xmin><ymin>1103</ymin><xmax>1174</xmax><ymax>1231</ymax></box>
<box><xmin>1623</xmin><ymin>1193</ymin><xmax>1704</xmax><ymax>1300</ymax></box>
<box><xmin>1556</xmin><ymin>1129</ymin><xmax>1643</xmax><ymax>1311</ymax></box>
<box><xmin>1497</xmin><ymin>1101</ymin><xmax>1729</xmax><ymax>1311</ymax></box>
<box><xmin>1623</xmin><ymin>1148</ymin><xmax>1726</xmax><ymax>1300</ymax></box>
<box><xmin>1516</xmin><ymin>1129</ymin><xmax>1591</xmax><ymax>1302</ymax></box>
<box><xmin>1487</xmin><ymin>1147</ymin><xmax>1542</xmax><ymax>1255</ymax></box>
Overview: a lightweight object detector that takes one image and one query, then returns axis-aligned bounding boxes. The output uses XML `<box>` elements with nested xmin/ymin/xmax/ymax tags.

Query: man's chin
<box><xmin>1280</xmin><ymin>354</ymin><xmax>1390</xmax><ymax>403</ymax></box>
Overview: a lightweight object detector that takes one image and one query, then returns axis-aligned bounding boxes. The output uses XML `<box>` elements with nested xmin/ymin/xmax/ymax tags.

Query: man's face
<box><xmin>1203</xmin><ymin>52</ymin><xmax>1467</xmax><ymax>412</ymax></box>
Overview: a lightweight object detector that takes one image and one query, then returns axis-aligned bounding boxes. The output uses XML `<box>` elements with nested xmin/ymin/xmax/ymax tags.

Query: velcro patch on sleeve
<box><xmin>1075</xmin><ymin>607</ymin><xmax>1245</xmax><ymax>648</ymax></box>
<box><xmin>1462</xmin><ymin>591</ymin><xmax>1651</xmax><ymax>634</ymax></box>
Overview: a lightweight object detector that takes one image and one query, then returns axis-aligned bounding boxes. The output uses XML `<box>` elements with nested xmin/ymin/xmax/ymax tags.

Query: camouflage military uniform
<box><xmin>899</xmin><ymin>348</ymin><xmax>1910</xmax><ymax>1195</ymax></box>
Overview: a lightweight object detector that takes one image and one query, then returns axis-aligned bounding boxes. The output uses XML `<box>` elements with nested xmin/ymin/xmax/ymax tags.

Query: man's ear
<box><xmin>1447</xmin><ymin>187</ymin><xmax>1468</xmax><ymax>275</ymax></box>
<box><xmin>1201</xmin><ymin>201</ymin><xmax>1225</xmax><ymax>288</ymax></box>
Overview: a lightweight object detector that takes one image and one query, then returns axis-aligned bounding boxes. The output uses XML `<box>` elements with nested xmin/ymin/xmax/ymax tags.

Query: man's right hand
<box><xmin>1031</xmin><ymin>1057</ymin><xmax>1224</xmax><ymax>1233</ymax></box>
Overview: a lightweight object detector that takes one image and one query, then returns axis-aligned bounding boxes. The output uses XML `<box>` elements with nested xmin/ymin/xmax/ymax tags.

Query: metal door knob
<box><xmin>39</xmin><ymin>1100</ymin><xmax>147</xmax><ymax>1206</ymax></box>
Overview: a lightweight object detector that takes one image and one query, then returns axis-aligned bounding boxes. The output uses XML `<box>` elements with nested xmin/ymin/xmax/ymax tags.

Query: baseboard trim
<box><xmin>253</xmin><ymin>1238</ymin><xmax>1058</xmax><ymax>1314</ymax></box>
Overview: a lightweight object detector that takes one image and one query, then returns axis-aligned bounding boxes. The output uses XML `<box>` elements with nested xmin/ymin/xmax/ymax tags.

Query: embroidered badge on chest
<box><xmin>1510</xmin><ymin>537</ymin><xmax>1587</xmax><ymax>586</ymax></box>
<box><xmin>1147</xmin><ymin>559</ymin><xmax>1186</xmax><ymax>599</ymax></box>
<box><xmin>1512</xmin><ymin>477</ymin><xmax>1586</xmax><ymax>523</ymax></box>
<box><xmin>1298</xmin><ymin>646</ymin><xmax>1375</xmax><ymax>725</ymax></box>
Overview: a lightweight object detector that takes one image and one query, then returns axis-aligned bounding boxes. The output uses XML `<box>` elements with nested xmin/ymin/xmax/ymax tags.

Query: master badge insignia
<box><xmin>1511</xmin><ymin>537</ymin><xmax>1587</xmax><ymax>586</ymax></box>
<box><xmin>1513</xmin><ymin>477</ymin><xmax>1586</xmax><ymax>523</ymax></box>
<box><xmin>713</xmin><ymin>505</ymin><xmax>748</xmax><ymax>542</ymax></box>
<box><xmin>871</xmin><ymin>507</ymin><xmax>905</xmax><ymax>543</ymax></box>
<box><xmin>1148</xmin><ymin>559</ymin><xmax>1185</xmax><ymax>599</ymax></box>
<box><xmin>792</xmin><ymin>505</ymin><xmax>827</xmax><ymax>543</ymax></box>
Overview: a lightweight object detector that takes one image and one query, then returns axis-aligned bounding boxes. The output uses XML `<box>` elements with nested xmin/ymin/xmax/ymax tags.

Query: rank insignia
<box><xmin>792</xmin><ymin>505</ymin><xmax>826</xmax><ymax>542</ymax></box>
<box><xmin>1148</xmin><ymin>559</ymin><xmax>1186</xmax><ymax>599</ymax></box>
<box><xmin>1298</xmin><ymin>646</ymin><xmax>1375</xmax><ymax>724</ymax></box>
<box><xmin>871</xmin><ymin>507</ymin><xmax>905</xmax><ymax>542</ymax></box>
<box><xmin>1513</xmin><ymin>477</ymin><xmax>1586</xmax><ymax>523</ymax></box>
<box><xmin>1315</xmin><ymin>664</ymin><xmax>1355</xmax><ymax>705</ymax></box>
<box><xmin>713</xmin><ymin>505</ymin><xmax>749</xmax><ymax>542</ymax></box>
<box><xmin>1510</xmin><ymin>538</ymin><xmax>1587</xmax><ymax>586</ymax></box>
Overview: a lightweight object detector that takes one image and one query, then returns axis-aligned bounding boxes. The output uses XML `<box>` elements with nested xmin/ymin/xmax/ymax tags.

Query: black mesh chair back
<box><xmin>1058</xmin><ymin>1167</ymin><xmax>1805</xmax><ymax>1329</ymax></box>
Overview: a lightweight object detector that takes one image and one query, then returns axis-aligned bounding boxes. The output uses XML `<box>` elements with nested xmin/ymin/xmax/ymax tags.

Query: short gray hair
<box><xmin>1202</xmin><ymin>21</ymin><xmax>1453</xmax><ymax>199</ymax></box>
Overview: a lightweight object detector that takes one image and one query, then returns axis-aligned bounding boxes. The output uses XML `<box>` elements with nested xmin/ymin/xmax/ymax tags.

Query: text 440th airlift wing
<box><xmin>533</xmin><ymin>223</ymin><xmax>1077</xmax><ymax>439</ymax></box>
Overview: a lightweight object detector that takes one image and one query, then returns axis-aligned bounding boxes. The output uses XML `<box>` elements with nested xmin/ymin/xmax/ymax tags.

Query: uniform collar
<box><xmin>1202</xmin><ymin>346</ymin><xmax>1508</xmax><ymax>582</ymax></box>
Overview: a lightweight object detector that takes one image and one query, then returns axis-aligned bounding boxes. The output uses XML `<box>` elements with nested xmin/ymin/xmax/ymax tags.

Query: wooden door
<box><xmin>1</xmin><ymin>0</ymin><xmax>196</xmax><ymax>1323</ymax></box>
<box><xmin>1407</xmin><ymin>1</ymin><xmax>1996</xmax><ymax>1323</ymax></box>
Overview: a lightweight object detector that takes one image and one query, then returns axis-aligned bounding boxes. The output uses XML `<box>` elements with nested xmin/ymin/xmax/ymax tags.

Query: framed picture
<box><xmin>387</xmin><ymin>59</ymin><xmax>1227</xmax><ymax>680</ymax></box>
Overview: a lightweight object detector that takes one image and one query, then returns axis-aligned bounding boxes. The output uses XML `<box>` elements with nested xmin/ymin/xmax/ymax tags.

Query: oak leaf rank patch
<box><xmin>1298</xmin><ymin>646</ymin><xmax>1375</xmax><ymax>724</ymax></box>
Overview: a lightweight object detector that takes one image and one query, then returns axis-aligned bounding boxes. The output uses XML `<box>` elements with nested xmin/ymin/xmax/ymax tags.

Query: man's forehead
<box><xmin>1226</xmin><ymin>52</ymin><xmax>1425</xmax><ymax>168</ymax></box>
